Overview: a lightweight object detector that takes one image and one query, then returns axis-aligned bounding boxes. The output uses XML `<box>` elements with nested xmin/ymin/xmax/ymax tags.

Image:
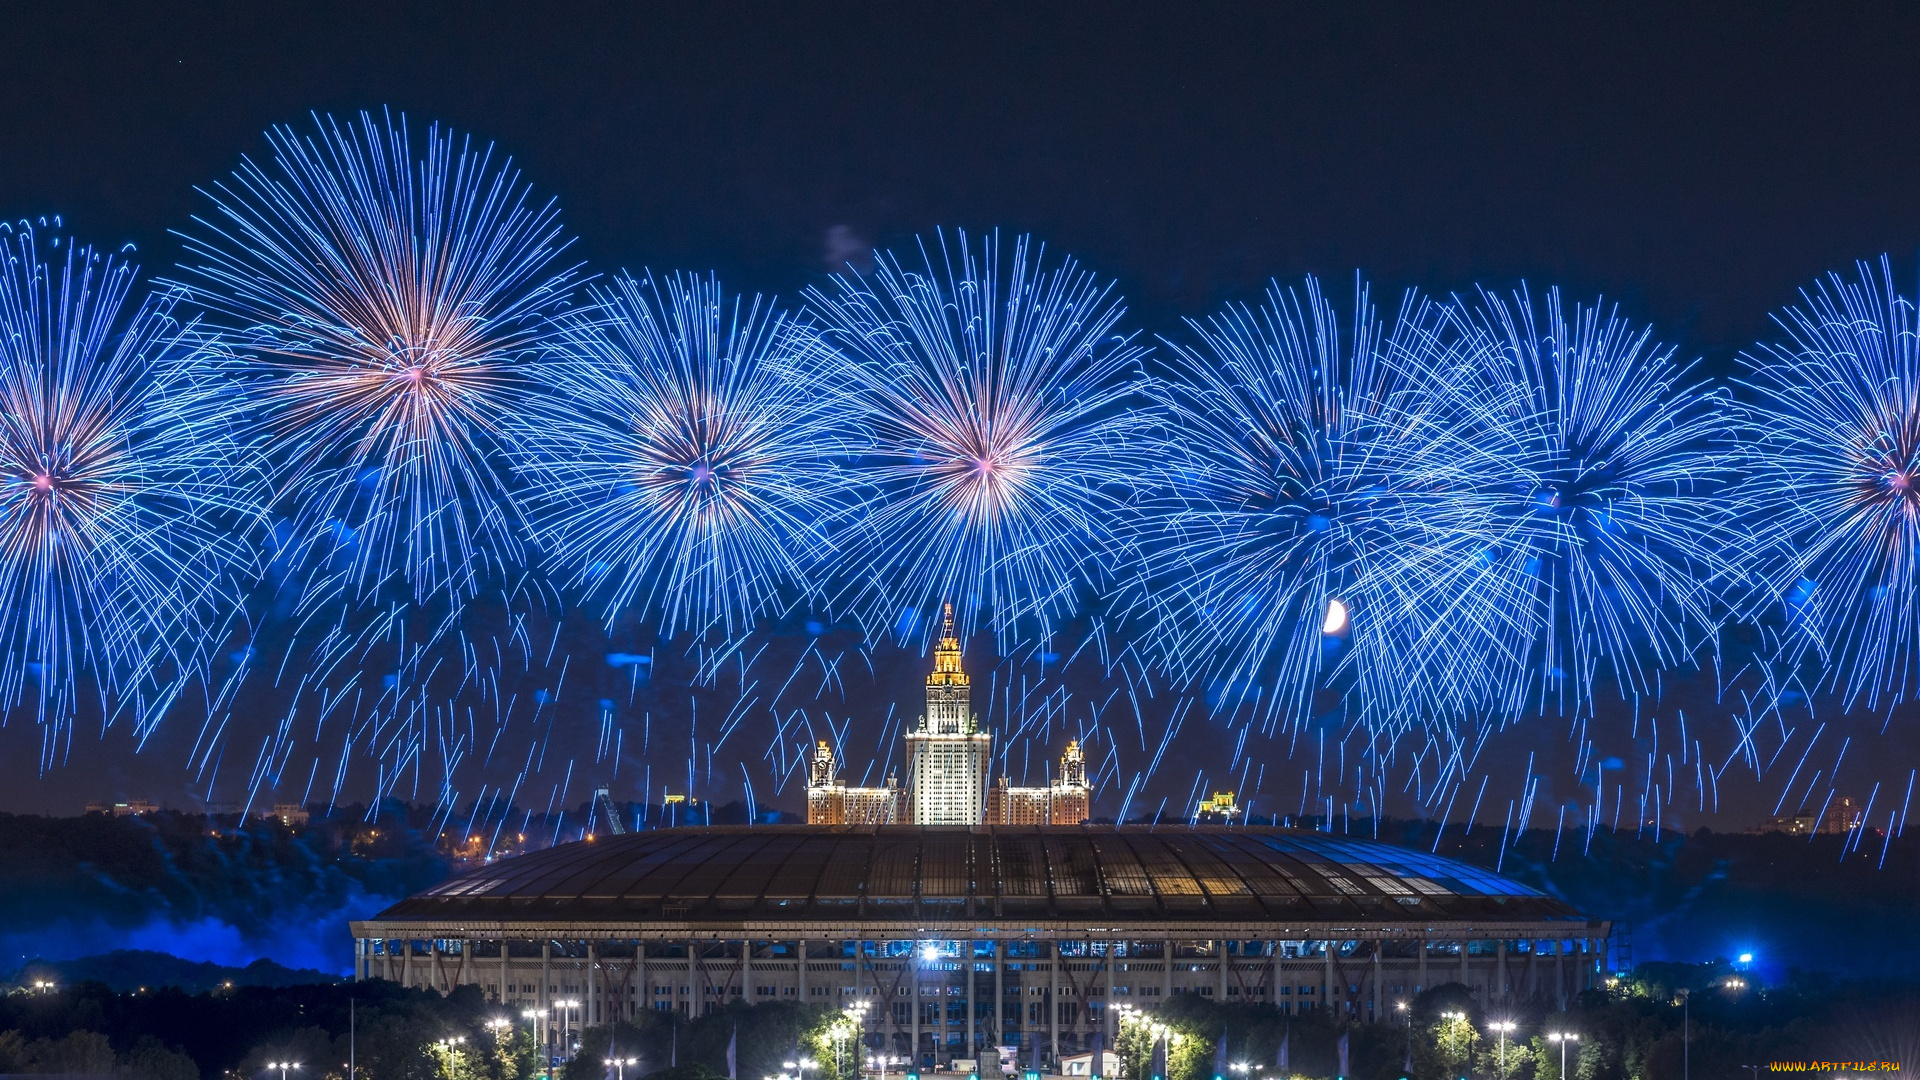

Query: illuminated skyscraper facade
<box><xmin>805</xmin><ymin>603</ymin><xmax>1093</xmax><ymax>826</ymax></box>
<box><xmin>906</xmin><ymin>605</ymin><xmax>992</xmax><ymax>825</ymax></box>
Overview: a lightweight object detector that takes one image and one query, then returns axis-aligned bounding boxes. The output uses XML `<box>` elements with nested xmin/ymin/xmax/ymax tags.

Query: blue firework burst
<box><xmin>1735</xmin><ymin>257</ymin><xmax>1920</xmax><ymax>710</ymax></box>
<box><xmin>516</xmin><ymin>272</ymin><xmax>837</xmax><ymax>639</ymax></box>
<box><xmin>804</xmin><ymin>230</ymin><xmax>1151</xmax><ymax>646</ymax></box>
<box><xmin>174</xmin><ymin>109</ymin><xmax>578</xmax><ymax>604</ymax></box>
<box><xmin>1125</xmin><ymin>277</ymin><xmax>1528</xmax><ymax>728</ymax></box>
<box><xmin>1421</xmin><ymin>285</ymin><xmax>1739</xmax><ymax>714</ymax></box>
<box><xmin>0</xmin><ymin>221</ymin><xmax>258</xmax><ymax>748</ymax></box>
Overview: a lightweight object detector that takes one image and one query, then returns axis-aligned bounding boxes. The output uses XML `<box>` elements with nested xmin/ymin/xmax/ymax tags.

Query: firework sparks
<box><xmin>174</xmin><ymin>109</ymin><xmax>579</xmax><ymax>604</ymax></box>
<box><xmin>1125</xmin><ymin>277</ymin><xmax>1528</xmax><ymax>729</ymax></box>
<box><xmin>1735</xmin><ymin>257</ymin><xmax>1920</xmax><ymax>710</ymax></box>
<box><xmin>0</xmin><ymin>221</ymin><xmax>258</xmax><ymax>754</ymax></box>
<box><xmin>1416</xmin><ymin>285</ymin><xmax>1740</xmax><ymax>715</ymax></box>
<box><xmin>516</xmin><ymin>272</ymin><xmax>837</xmax><ymax>640</ymax></box>
<box><xmin>804</xmin><ymin>229</ymin><xmax>1151</xmax><ymax>647</ymax></box>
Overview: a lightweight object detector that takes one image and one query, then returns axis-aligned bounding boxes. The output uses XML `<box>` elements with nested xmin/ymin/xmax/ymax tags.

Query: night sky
<box><xmin>5</xmin><ymin>2</ymin><xmax>1920</xmax><ymax>821</ymax></box>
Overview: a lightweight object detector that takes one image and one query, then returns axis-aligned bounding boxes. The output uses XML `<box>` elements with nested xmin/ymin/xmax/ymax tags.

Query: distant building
<box><xmin>907</xmin><ymin>605</ymin><xmax>992</xmax><ymax>825</ymax></box>
<box><xmin>1195</xmin><ymin>791</ymin><xmax>1239</xmax><ymax>821</ymax></box>
<box><xmin>262</xmin><ymin>803</ymin><xmax>310</xmax><ymax>827</ymax></box>
<box><xmin>805</xmin><ymin>741</ymin><xmax>906</xmax><ymax>824</ymax></box>
<box><xmin>84</xmin><ymin>799</ymin><xmax>157</xmax><ymax>817</ymax></box>
<box><xmin>985</xmin><ymin>741</ymin><xmax>1092</xmax><ymax>825</ymax></box>
<box><xmin>1756</xmin><ymin>797</ymin><xmax>1866</xmax><ymax>836</ymax></box>
<box><xmin>808</xmin><ymin>603</ymin><xmax>1089</xmax><ymax>826</ymax></box>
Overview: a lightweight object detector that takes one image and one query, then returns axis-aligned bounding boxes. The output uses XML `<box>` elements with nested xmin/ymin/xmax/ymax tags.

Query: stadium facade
<box><xmin>352</xmin><ymin>825</ymin><xmax>1607</xmax><ymax>1067</ymax></box>
<box><xmin>351</xmin><ymin>618</ymin><xmax>1607</xmax><ymax>1069</ymax></box>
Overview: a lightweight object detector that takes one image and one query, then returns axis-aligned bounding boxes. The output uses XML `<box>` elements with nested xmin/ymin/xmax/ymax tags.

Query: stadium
<box><xmin>351</xmin><ymin>824</ymin><xmax>1608</xmax><ymax>1069</ymax></box>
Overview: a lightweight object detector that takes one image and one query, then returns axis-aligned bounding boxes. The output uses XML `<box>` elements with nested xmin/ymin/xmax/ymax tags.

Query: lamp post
<box><xmin>1487</xmin><ymin>1022</ymin><xmax>1516</xmax><ymax>1080</ymax></box>
<box><xmin>558</xmin><ymin>1000</ymin><xmax>582</xmax><ymax>1058</ymax></box>
<box><xmin>1439</xmin><ymin>1012</ymin><xmax>1464</xmax><ymax>1069</ymax></box>
<box><xmin>1548</xmin><ymin>1033</ymin><xmax>1579</xmax><ymax>1080</ymax></box>
<box><xmin>1395</xmin><ymin>1003</ymin><xmax>1411</xmax><ymax>1072</ymax></box>
<box><xmin>869</xmin><ymin>1053</ymin><xmax>906</xmax><ymax>1080</ymax></box>
<box><xmin>267</xmin><ymin>1062</ymin><xmax>300</xmax><ymax>1080</ymax></box>
<box><xmin>611</xmin><ymin>1057</ymin><xmax>639</xmax><ymax>1080</ymax></box>
<box><xmin>523</xmin><ymin>1008</ymin><xmax>549</xmax><ymax>1058</ymax></box>
<box><xmin>436</xmin><ymin>1037</ymin><xmax>467</xmax><ymax>1080</ymax></box>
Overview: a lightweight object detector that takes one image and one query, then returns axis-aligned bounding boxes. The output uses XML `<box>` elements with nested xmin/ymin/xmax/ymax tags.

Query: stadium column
<box><xmin>588</xmin><ymin>942</ymin><xmax>599</xmax><ymax>1026</ymax></box>
<box><xmin>1373</xmin><ymin>948</ymin><xmax>1382</xmax><ymax>1020</ymax></box>
<box><xmin>541</xmin><ymin>942</ymin><xmax>552</xmax><ymax>1044</ymax></box>
<box><xmin>912</xmin><ymin>942</ymin><xmax>921</xmax><ymax>1067</ymax></box>
<box><xmin>797</xmin><ymin>939</ymin><xmax>807</xmax><ymax>1000</ymax></box>
<box><xmin>743</xmin><ymin>939</ymin><xmax>753</xmax><ymax>1008</ymax></box>
<box><xmin>966</xmin><ymin>939</ymin><xmax>975</xmax><ymax>1060</ymax></box>
<box><xmin>994</xmin><ymin>940</ymin><xmax>1005</xmax><ymax>1051</ymax></box>
<box><xmin>1458</xmin><ymin>939</ymin><xmax>1469</xmax><ymax>992</ymax></box>
<box><xmin>1049</xmin><ymin>939</ymin><xmax>1059</xmax><ymax>1067</ymax></box>
<box><xmin>1269</xmin><ymin>940</ymin><xmax>1280</xmax><ymax>1014</ymax></box>
<box><xmin>690</xmin><ymin>941</ymin><xmax>701</xmax><ymax>1019</ymax></box>
<box><xmin>1554</xmin><ymin>938</ymin><xmax>1565</xmax><ymax>1009</ymax></box>
<box><xmin>1417</xmin><ymin>938</ymin><xmax>1427</xmax><ymax>997</ymax></box>
<box><xmin>1215</xmin><ymin>939</ymin><xmax>1226</xmax><ymax>1001</ymax></box>
<box><xmin>354</xmin><ymin>938</ymin><xmax>365</xmax><ymax>982</ymax></box>
<box><xmin>1494</xmin><ymin>939</ymin><xmax>1506</xmax><ymax>1004</ymax></box>
<box><xmin>500</xmin><ymin>940</ymin><xmax>510</xmax><ymax>1005</ymax></box>
<box><xmin>402</xmin><ymin>939</ymin><xmax>413</xmax><ymax>987</ymax></box>
<box><xmin>459</xmin><ymin>938</ymin><xmax>471</xmax><ymax>995</ymax></box>
<box><xmin>1321</xmin><ymin>943</ymin><xmax>1331</xmax><ymax>1016</ymax></box>
<box><xmin>1103</xmin><ymin>939</ymin><xmax>1115</xmax><ymax>1050</ymax></box>
<box><xmin>1161</xmin><ymin>939</ymin><xmax>1171</xmax><ymax>1000</ymax></box>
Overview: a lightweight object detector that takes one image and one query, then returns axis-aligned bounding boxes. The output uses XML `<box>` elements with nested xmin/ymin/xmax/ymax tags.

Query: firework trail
<box><xmin>1413</xmin><ymin>286</ymin><xmax>1740</xmax><ymax>716</ymax></box>
<box><xmin>516</xmin><ymin>272</ymin><xmax>837</xmax><ymax>643</ymax></box>
<box><xmin>1735</xmin><ymin>257</ymin><xmax>1920</xmax><ymax>711</ymax></box>
<box><xmin>166</xmin><ymin>111</ymin><xmax>582</xmax><ymax>809</ymax></box>
<box><xmin>1125</xmin><ymin>277</ymin><xmax>1530</xmax><ymax>730</ymax></box>
<box><xmin>0</xmin><ymin>221</ymin><xmax>258</xmax><ymax>760</ymax></box>
<box><xmin>173</xmin><ymin>109</ymin><xmax>579</xmax><ymax>604</ymax></box>
<box><xmin>804</xmin><ymin>230</ymin><xmax>1151</xmax><ymax>647</ymax></box>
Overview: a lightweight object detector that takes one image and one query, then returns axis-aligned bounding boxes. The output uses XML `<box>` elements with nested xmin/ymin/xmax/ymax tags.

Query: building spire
<box><xmin>930</xmin><ymin>601</ymin><xmax>966</xmax><ymax>681</ymax></box>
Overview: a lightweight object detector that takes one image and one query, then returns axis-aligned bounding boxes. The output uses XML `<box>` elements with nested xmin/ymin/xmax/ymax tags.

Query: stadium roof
<box><xmin>366</xmin><ymin>826</ymin><xmax>1593</xmax><ymax>934</ymax></box>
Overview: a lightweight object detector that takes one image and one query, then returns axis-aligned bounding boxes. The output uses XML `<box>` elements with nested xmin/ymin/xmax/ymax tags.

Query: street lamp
<box><xmin>558</xmin><ymin>1000</ymin><xmax>582</xmax><ymax>1057</ymax></box>
<box><xmin>267</xmin><ymin>1062</ymin><xmax>300</xmax><ymax>1080</ymax></box>
<box><xmin>1394</xmin><ymin>1002</ymin><xmax>1411</xmax><ymax>1070</ymax></box>
<box><xmin>610</xmin><ymin>1056</ymin><xmax>639</xmax><ymax>1080</ymax></box>
<box><xmin>1439</xmin><ymin>1013</ymin><xmax>1465</xmax><ymax>1064</ymax></box>
<box><xmin>522</xmin><ymin>1008</ymin><xmax>549</xmax><ymax>1055</ymax></box>
<box><xmin>1487</xmin><ymin>1022</ymin><xmax>1516</xmax><ymax>1079</ymax></box>
<box><xmin>1547</xmin><ymin>1033</ymin><xmax>1579</xmax><ymax>1080</ymax></box>
<box><xmin>869</xmin><ymin>1052</ymin><xmax>907</xmax><ymax>1080</ymax></box>
<box><xmin>436</xmin><ymin>1036</ymin><xmax>467</xmax><ymax>1077</ymax></box>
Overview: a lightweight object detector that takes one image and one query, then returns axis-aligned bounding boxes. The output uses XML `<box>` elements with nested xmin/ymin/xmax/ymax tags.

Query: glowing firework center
<box><xmin>354</xmin><ymin>621</ymin><xmax>1608</xmax><ymax>1068</ymax></box>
